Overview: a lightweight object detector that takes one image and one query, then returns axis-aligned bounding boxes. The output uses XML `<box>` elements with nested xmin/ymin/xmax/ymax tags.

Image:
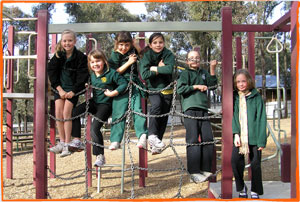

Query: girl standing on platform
<box><xmin>177</xmin><ymin>50</ymin><xmax>218</xmax><ymax>183</ymax></box>
<box><xmin>108</xmin><ymin>31</ymin><xmax>147</xmax><ymax>150</ymax></box>
<box><xmin>139</xmin><ymin>32</ymin><xmax>175</xmax><ymax>154</ymax></box>
<box><xmin>48</xmin><ymin>29</ymin><xmax>89</xmax><ymax>157</ymax></box>
<box><xmin>70</xmin><ymin>49</ymin><xmax>128</xmax><ymax>166</ymax></box>
<box><xmin>231</xmin><ymin>69</ymin><xmax>267</xmax><ymax>199</ymax></box>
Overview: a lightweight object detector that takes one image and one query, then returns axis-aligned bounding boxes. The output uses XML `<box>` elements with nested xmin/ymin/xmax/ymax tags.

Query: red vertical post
<box><xmin>6</xmin><ymin>25</ymin><xmax>14</xmax><ymax>179</ymax></box>
<box><xmin>235</xmin><ymin>37</ymin><xmax>242</xmax><ymax>70</ymax></box>
<box><xmin>247</xmin><ymin>32</ymin><xmax>255</xmax><ymax>80</ymax></box>
<box><xmin>221</xmin><ymin>7</ymin><xmax>233</xmax><ymax>199</ymax></box>
<box><xmin>290</xmin><ymin>1</ymin><xmax>298</xmax><ymax>198</ymax></box>
<box><xmin>85</xmin><ymin>33</ymin><xmax>93</xmax><ymax>187</ymax></box>
<box><xmin>49</xmin><ymin>34</ymin><xmax>57</xmax><ymax>178</ymax></box>
<box><xmin>138</xmin><ymin>32</ymin><xmax>147</xmax><ymax>187</ymax></box>
<box><xmin>34</xmin><ymin>10</ymin><xmax>48</xmax><ymax>199</ymax></box>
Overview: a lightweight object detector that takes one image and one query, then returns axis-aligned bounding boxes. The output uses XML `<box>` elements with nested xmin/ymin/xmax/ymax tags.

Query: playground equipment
<box><xmin>2</xmin><ymin>3</ymin><xmax>298</xmax><ymax>199</ymax></box>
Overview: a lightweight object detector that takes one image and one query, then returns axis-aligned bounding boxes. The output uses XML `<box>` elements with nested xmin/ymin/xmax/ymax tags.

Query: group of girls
<box><xmin>48</xmin><ymin>29</ymin><xmax>267</xmax><ymax>199</ymax></box>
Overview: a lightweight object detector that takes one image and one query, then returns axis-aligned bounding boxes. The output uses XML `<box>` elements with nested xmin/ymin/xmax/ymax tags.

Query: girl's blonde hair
<box><xmin>87</xmin><ymin>49</ymin><xmax>109</xmax><ymax>71</ymax></box>
<box><xmin>233</xmin><ymin>69</ymin><xmax>255</xmax><ymax>91</ymax></box>
<box><xmin>55</xmin><ymin>29</ymin><xmax>77</xmax><ymax>58</ymax></box>
<box><xmin>114</xmin><ymin>31</ymin><xmax>133</xmax><ymax>51</ymax></box>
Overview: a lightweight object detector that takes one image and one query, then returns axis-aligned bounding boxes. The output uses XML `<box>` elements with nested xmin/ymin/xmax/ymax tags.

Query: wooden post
<box><xmin>35</xmin><ymin>10</ymin><xmax>49</xmax><ymax>199</ymax></box>
<box><xmin>221</xmin><ymin>7</ymin><xmax>233</xmax><ymax>199</ymax></box>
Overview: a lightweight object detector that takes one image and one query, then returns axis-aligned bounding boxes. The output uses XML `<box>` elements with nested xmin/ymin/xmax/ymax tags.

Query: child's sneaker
<box><xmin>94</xmin><ymin>154</ymin><xmax>106</xmax><ymax>167</ymax></box>
<box><xmin>68</xmin><ymin>139</ymin><xmax>85</xmax><ymax>152</ymax></box>
<box><xmin>250</xmin><ymin>192</ymin><xmax>259</xmax><ymax>199</ymax></box>
<box><xmin>148</xmin><ymin>135</ymin><xmax>165</xmax><ymax>149</ymax></box>
<box><xmin>190</xmin><ymin>173</ymin><xmax>207</xmax><ymax>183</ymax></box>
<box><xmin>150</xmin><ymin>146</ymin><xmax>162</xmax><ymax>155</ymax></box>
<box><xmin>60</xmin><ymin>144</ymin><xmax>72</xmax><ymax>157</ymax></box>
<box><xmin>239</xmin><ymin>185</ymin><xmax>248</xmax><ymax>198</ymax></box>
<box><xmin>137</xmin><ymin>134</ymin><xmax>147</xmax><ymax>149</ymax></box>
<box><xmin>201</xmin><ymin>171</ymin><xmax>213</xmax><ymax>178</ymax></box>
<box><xmin>49</xmin><ymin>142</ymin><xmax>64</xmax><ymax>154</ymax></box>
<box><xmin>109</xmin><ymin>142</ymin><xmax>120</xmax><ymax>150</ymax></box>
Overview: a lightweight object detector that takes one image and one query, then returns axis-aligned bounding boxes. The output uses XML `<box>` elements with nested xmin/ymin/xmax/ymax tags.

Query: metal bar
<box><xmin>235</xmin><ymin>37</ymin><xmax>242</xmax><ymax>70</ymax></box>
<box><xmin>3</xmin><ymin>93</ymin><xmax>34</xmax><ymax>99</ymax></box>
<box><xmin>16</xmin><ymin>31</ymin><xmax>37</xmax><ymax>35</ymax></box>
<box><xmin>35</xmin><ymin>10</ymin><xmax>48</xmax><ymax>199</ymax></box>
<box><xmin>247</xmin><ymin>32</ymin><xmax>255</xmax><ymax>80</ymax></box>
<box><xmin>139</xmin><ymin>31</ymin><xmax>148</xmax><ymax>182</ymax></box>
<box><xmin>232</xmin><ymin>24</ymin><xmax>290</xmax><ymax>32</ymax></box>
<box><xmin>6</xmin><ymin>25</ymin><xmax>14</xmax><ymax>180</ymax></box>
<box><xmin>50</xmin><ymin>34</ymin><xmax>57</xmax><ymax>179</ymax></box>
<box><xmin>271</xmin><ymin>11</ymin><xmax>291</xmax><ymax>31</ymax></box>
<box><xmin>49</xmin><ymin>21</ymin><xmax>222</xmax><ymax>33</ymax></box>
<box><xmin>85</xmin><ymin>35</ymin><xmax>93</xmax><ymax>187</ymax></box>
<box><xmin>221</xmin><ymin>7</ymin><xmax>233</xmax><ymax>199</ymax></box>
<box><xmin>2</xmin><ymin>17</ymin><xmax>38</xmax><ymax>21</ymax></box>
<box><xmin>290</xmin><ymin>2</ymin><xmax>298</xmax><ymax>197</ymax></box>
<box><xmin>3</xmin><ymin>55</ymin><xmax>37</xmax><ymax>59</ymax></box>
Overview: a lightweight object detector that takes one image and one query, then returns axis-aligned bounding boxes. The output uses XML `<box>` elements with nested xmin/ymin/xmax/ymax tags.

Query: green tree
<box><xmin>64</xmin><ymin>3</ymin><xmax>141</xmax><ymax>56</ymax></box>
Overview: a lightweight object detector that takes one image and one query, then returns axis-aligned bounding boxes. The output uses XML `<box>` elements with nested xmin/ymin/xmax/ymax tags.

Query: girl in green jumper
<box><xmin>108</xmin><ymin>31</ymin><xmax>148</xmax><ymax>150</ymax></box>
<box><xmin>139</xmin><ymin>33</ymin><xmax>175</xmax><ymax>154</ymax></box>
<box><xmin>71</xmin><ymin>49</ymin><xmax>128</xmax><ymax>166</ymax></box>
<box><xmin>231</xmin><ymin>69</ymin><xmax>267</xmax><ymax>199</ymax></box>
<box><xmin>48</xmin><ymin>29</ymin><xmax>89</xmax><ymax>157</ymax></box>
<box><xmin>177</xmin><ymin>50</ymin><xmax>218</xmax><ymax>183</ymax></box>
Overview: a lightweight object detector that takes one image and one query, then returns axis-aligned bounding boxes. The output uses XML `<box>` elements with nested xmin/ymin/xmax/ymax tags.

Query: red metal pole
<box><xmin>138</xmin><ymin>32</ymin><xmax>147</xmax><ymax>187</ymax></box>
<box><xmin>49</xmin><ymin>34</ymin><xmax>57</xmax><ymax>178</ymax></box>
<box><xmin>290</xmin><ymin>1</ymin><xmax>298</xmax><ymax>198</ymax></box>
<box><xmin>6</xmin><ymin>25</ymin><xmax>14</xmax><ymax>179</ymax></box>
<box><xmin>235</xmin><ymin>37</ymin><xmax>242</xmax><ymax>70</ymax></box>
<box><xmin>247</xmin><ymin>32</ymin><xmax>255</xmax><ymax>80</ymax></box>
<box><xmin>86</xmin><ymin>33</ymin><xmax>93</xmax><ymax>187</ymax></box>
<box><xmin>221</xmin><ymin>7</ymin><xmax>233</xmax><ymax>199</ymax></box>
<box><xmin>35</xmin><ymin>10</ymin><xmax>48</xmax><ymax>199</ymax></box>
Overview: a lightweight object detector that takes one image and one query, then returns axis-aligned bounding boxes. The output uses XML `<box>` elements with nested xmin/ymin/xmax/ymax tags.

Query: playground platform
<box><xmin>209</xmin><ymin>181</ymin><xmax>291</xmax><ymax>199</ymax></box>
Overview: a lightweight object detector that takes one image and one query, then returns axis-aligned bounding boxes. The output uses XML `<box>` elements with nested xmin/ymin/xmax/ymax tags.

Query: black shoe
<box><xmin>251</xmin><ymin>192</ymin><xmax>259</xmax><ymax>199</ymax></box>
<box><xmin>239</xmin><ymin>185</ymin><xmax>248</xmax><ymax>198</ymax></box>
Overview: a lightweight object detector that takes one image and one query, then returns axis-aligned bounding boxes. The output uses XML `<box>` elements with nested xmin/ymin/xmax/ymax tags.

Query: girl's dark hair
<box><xmin>87</xmin><ymin>49</ymin><xmax>108</xmax><ymax>71</ymax></box>
<box><xmin>233</xmin><ymin>69</ymin><xmax>255</xmax><ymax>91</ymax></box>
<box><xmin>114</xmin><ymin>31</ymin><xmax>133</xmax><ymax>51</ymax></box>
<box><xmin>140</xmin><ymin>32</ymin><xmax>165</xmax><ymax>57</ymax></box>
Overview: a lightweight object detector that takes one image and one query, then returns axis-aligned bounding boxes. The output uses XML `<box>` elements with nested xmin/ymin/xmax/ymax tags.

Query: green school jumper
<box><xmin>108</xmin><ymin>49</ymin><xmax>147</xmax><ymax>143</ymax></box>
<box><xmin>139</xmin><ymin>47</ymin><xmax>175</xmax><ymax>94</ymax></box>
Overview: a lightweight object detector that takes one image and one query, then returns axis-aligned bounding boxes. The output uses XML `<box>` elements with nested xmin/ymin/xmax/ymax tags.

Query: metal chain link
<box><xmin>47</xmin><ymin>55</ymin><xmax>222</xmax><ymax>199</ymax></box>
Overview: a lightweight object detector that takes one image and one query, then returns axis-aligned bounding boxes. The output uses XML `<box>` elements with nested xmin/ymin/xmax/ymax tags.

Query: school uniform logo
<box><xmin>202</xmin><ymin>74</ymin><xmax>206</xmax><ymax>81</ymax></box>
<box><xmin>101</xmin><ymin>77</ymin><xmax>107</xmax><ymax>83</ymax></box>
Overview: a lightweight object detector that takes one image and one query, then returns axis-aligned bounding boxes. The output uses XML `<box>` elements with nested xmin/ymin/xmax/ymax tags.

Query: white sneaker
<box><xmin>137</xmin><ymin>134</ymin><xmax>147</xmax><ymax>149</ymax></box>
<box><xmin>201</xmin><ymin>171</ymin><xmax>213</xmax><ymax>178</ymax></box>
<box><xmin>148</xmin><ymin>135</ymin><xmax>165</xmax><ymax>149</ymax></box>
<box><xmin>109</xmin><ymin>142</ymin><xmax>120</xmax><ymax>150</ymax></box>
<box><xmin>60</xmin><ymin>144</ymin><xmax>72</xmax><ymax>157</ymax></box>
<box><xmin>68</xmin><ymin>139</ymin><xmax>85</xmax><ymax>152</ymax></box>
<box><xmin>94</xmin><ymin>154</ymin><xmax>106</xmax><ymax>167</ymax></box>
<box><xmin>49</xmin><ymin>142</ymin><xmax>64</xmax><ymax>154</ymax></box>
<box><xmin>190</xmin><ymin>173</ymin><xmax>207</xmax><ymax>183</ymax></box>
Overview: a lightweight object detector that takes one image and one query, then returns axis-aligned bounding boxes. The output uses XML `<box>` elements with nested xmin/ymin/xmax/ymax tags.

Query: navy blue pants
<box><xmin>148</xmin><ymin>93</ymin><xmax>172</xmax><ymax>140</ymax></box>
<box><xmin>72</xmin><ymin>99</ymin><xmax>111</xmax><ymax>155</ymax></box>
<box><xmin>184</xmin><ymin>109</ymin><xmax>214</xmax><ymax>174</ymax></box>
<box><xmin>231</xmin><ymin>145</ymin><xmax>263</xmax><ymax>195</ymax></box>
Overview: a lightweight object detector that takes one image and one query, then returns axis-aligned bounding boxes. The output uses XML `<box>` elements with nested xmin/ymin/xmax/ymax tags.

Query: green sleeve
<box><xmin>206</xmin><ymin>71</ymin><xmax>218</xmax><ymax>90</ymax></box>
<box><xmin>232</xmin><ymin>94</ymin><xmax>240</xmax><ymax>135</ymax></box>
<box><xmin>113</xmin><ymin>72</ymin><xmax>128</xmax><ymax>94</ymax></box>
<box><xmin>157</xmin><ymin>50</ymin><xmax>175</xmax><ymax>75</ymax></box>
<box><xmin>139</xmin><ymin>52</ymin><xmax>157</xmax><ymax>80</ymax></box>
<box><xmin>108</xmin><ymin>51</ymin><xmax>120</xmax><ymax>70</ymax></box>
<box><xmin>177</xmin><ymin>71</ymin><xmax>194</xmax><ymax>95</ymax></box>
<box><xmin>256</xmin><ymin>95</ymin><xmax>267</xmax><ymax>147</ymax></box>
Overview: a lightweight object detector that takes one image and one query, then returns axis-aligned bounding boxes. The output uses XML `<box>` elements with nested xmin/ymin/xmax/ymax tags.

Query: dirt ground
<box><xmin>2</xmin><ymin>118</ymin><xmax>292</xmax><ymax>200</ymax></box>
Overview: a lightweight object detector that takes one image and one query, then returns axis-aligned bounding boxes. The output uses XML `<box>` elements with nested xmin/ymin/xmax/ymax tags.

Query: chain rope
<box><xmin>47</xmin><ymin>58</ymin><xmax>222</xmax><ymax>199</ymax></box>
